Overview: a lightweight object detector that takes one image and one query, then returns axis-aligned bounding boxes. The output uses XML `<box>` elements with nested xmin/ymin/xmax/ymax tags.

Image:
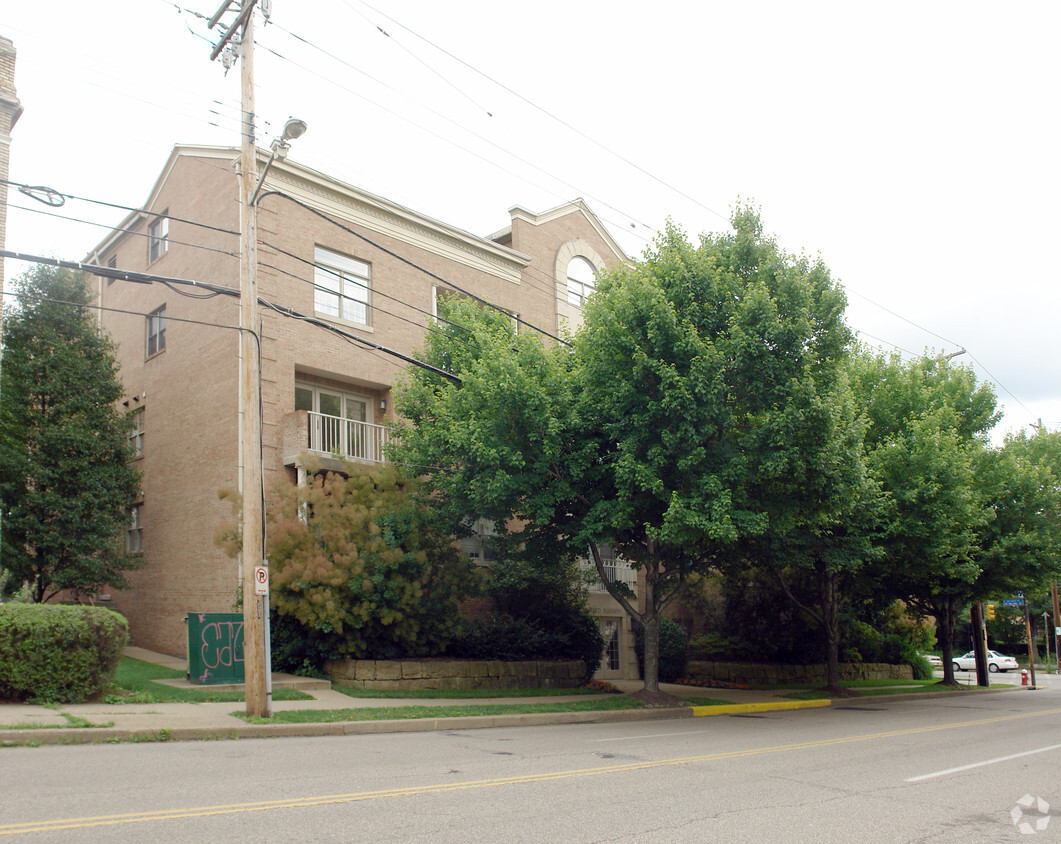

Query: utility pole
<box><xmin>1052</xmin><ymin>580</ymin><xmax>1061</xmax><ymax>674</ymax></box>
<box><xmin>208</xmin><ymin>0</ymin><xmax>269</xmax><ymax>718</ymax></box>
<box><xmin>1023</xmin><ymin>592</ymin><xmax>1037</xmax><ymax>689</ymax></box>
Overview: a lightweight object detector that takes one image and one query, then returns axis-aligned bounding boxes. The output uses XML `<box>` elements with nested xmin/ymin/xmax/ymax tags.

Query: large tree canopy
<box><xmin>852</xmin><ymin>350</ymin><xmax>999</xmax><ymax>683</ymax></box>
<box><xmin>394</xmin><ymin>210</ymin><xmax>853</xmax><ymax>692</ymax></box>
<box><xmin>0</xmin><ymin>266</ymin><xmax>142</xmax><ymax>602</ymax></box>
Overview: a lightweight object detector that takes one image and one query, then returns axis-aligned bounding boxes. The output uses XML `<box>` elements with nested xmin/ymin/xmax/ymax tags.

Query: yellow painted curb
<box><xmin>691</xmin><ymin>699</ymin><xmax>832</xmax><ymax>717</ymax></box>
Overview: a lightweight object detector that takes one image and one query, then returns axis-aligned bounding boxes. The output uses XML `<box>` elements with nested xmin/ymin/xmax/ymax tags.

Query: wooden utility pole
<box><xmin>1052</xmin><ymin>580</ymin><xmax>1060</xmax><ymax>674</ymax></box>
<box><xmin>209</xmin><ymin>0</ymin><xmax>269</xmax><ymax>718</ymax></box>
<box><xmin>1023</xmin><ymin>593</ymin><xmax>1037</xmax><ymax>689</ymax></box>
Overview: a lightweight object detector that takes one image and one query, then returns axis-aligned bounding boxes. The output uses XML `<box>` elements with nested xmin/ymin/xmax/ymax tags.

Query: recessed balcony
<box><xmin>281</xmin><ymin>409</ymin><xmax>389</xmax><ymax>469</ymax></box>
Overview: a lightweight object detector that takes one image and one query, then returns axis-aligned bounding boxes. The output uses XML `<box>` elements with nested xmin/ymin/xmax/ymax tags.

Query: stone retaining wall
<box><xmin>324</xmin><ymin>659</ymin><xmax>587</xmax><ymax>691</ymax></box>
<box><xmin>685</xmin><ymin>660</ymin><xmax>913</xmax><ymax>685</ymax></box>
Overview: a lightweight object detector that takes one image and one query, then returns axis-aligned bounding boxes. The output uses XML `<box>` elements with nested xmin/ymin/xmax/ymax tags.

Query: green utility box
<box><xmin>186</xmin><ymin>613</ymin><xmax>245</xmax><ymax>685</ymax></box>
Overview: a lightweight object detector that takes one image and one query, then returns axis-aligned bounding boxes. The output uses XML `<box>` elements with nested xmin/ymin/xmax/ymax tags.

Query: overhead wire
<box><xmin>252</xmin><ymin>27</ymin><xmax>655</xmax><ymax>249</ymax></box>
<box><xmin>258</xmin><ymin>190</ymin><xmax>572</xmax><ymax>347</ymax></box>
<box><xmin>348</xmin><ymin>0</ymin><xmax>727</xmax><ymax>227</ymax></box>
<box><xmin>1</xmin><ymin>250</ymin><xmax>461</xmax><ymax>384</ymax></box>
<box><xmin>7</xmin><ymin>202</ymin><xmax>241</xmax><ymax>260</ymax></box>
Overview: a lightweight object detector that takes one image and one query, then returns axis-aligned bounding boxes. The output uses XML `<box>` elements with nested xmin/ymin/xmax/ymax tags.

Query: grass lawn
<box><xmin>104</xmin><ymin>657</ymin><xmax>312</xmax><ymax>704</ymax></box>
<box><xmin>236</xmin><ymin>696</ymin><xmax>645</xmax><ymax>725</ymax></box>
<box><xmin>332</xmin><ymin>685</ymin><xmax>608</xmax><ymax>700</ymax></box>
<box><xmin>674</xmin><ymin>696</ymin><xmax>733</xmax><ymax>706</ymax></box>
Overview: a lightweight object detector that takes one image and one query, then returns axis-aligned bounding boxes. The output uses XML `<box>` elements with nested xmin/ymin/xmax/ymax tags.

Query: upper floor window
<box><xmin>127</xmin><ymin>506</ymin><xmax>143</xmax><ymax>554</ymax></box>
<box><xmin>148</xmin><ymin>215</ymin><xmax>169</xmax><ymax>263</ymax></box>
<box><xmin>314</xmin><ymin>246</ymin><xmax>370</xmax><ymax>325</ymax></box>
<box><xmin>129</xmin><ymin>407</ymin><xmax>144</xmax><ymax>458</ymax></box>
<box><xmin>567</xmin><ymin>256</ymin><xmax>596</xmax><ymax>308</ymax></box>
<box><xmin>147</xmin><ymin>305</ymin><xmax>166</xmax><ymax>357</ymax></box>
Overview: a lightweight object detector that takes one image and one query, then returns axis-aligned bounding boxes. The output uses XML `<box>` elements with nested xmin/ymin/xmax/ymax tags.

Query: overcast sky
<box><xmin>3</xmin><ymin>1</ymin><xmax>1058</xmax><ymax>441</ymax></box>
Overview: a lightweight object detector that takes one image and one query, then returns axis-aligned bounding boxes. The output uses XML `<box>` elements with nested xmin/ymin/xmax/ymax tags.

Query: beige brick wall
<box><xmin>94</xmin><ymin>148</ymin><xmax>630</xmax><ymax>657</ymax></box>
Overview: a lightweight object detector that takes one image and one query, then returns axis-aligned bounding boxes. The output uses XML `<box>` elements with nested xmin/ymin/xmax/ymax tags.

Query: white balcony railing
<box><xmin>306</xmin><ymin>410</ymin><xmax>389</xmax><ymax>464</ymax></box>
<box><xmin>583</xmin><ymin>558</ymin><xmax>637</xmax><ymax>594</ymax></box>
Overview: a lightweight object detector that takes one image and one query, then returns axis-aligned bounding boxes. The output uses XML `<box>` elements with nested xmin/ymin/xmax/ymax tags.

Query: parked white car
<box><xmin>923</xmin><ymin>654</ymin><xmax>943</xmax><ymax>667</ymax></box>
<box><xmin>952</xmin><ymin>650</ymin><xmax>1019</xmax><ymax>673</ymax></box>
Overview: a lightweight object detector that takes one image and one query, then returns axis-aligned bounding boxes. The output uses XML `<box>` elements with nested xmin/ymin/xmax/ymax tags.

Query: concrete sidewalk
<box><xmin>0</xmin><ymin>649</ymin><xmax>1020</xmax><ymax>746</ymax></box>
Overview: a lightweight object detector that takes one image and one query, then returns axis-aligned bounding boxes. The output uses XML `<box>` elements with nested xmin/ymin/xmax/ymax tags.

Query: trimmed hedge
<box><xmin>0</xmin><ymin>603</ymin><xmax>129</xmax><ymax>702</ymax></box>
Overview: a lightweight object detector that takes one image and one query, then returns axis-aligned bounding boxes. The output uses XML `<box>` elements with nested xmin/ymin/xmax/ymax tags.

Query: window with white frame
<box><xmin>148</xmin><ymin>215</ymin><xmax>169</xmax><ymax>263</ymax></box>
<box><xmin>295</xmin><ymin>382</ymin><xmax>375</xmax><ymax>457</ymax></box>
<box><xmin>147</xmin><ymin>306</ymin><xmax>166</xmax><ymax>356</ymax></box>
<box><xmin>127</xmin><ymin>506</ymin><xmax>143</xmax><ymax>553</ymax></box>
<box><xmin>314</xmin><ymin>246</ymin><xmax>370</xmax><ymax>325</ymax></box>
<box><xmin>129</xmin><ymin>407</ymin><xmax>144</xmax><ymax>458</ymax></box>
<box><xmin>566</xmin><ymin>256</ymin><xmax>596</xmax><ymax>308</ymax></box>
<box><xmin>460</xmin><ymin>517</ymin><xmax>499</xmax><ymax>565</ymax></box>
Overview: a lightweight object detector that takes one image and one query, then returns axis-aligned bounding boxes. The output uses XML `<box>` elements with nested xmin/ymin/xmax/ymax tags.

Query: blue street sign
<box><xmin>1002</xmin><ymin>598</ymin><xmax>1023</xmax><ymax>607</ymax></box>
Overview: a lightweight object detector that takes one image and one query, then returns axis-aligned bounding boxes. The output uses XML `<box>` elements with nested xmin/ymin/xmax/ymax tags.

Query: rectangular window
<box><xmin>129</xmin><ymin>408</ymin><xmax>144</xmax><ymax>457</ymax></box>
<box><xmin>314</xmin><ymin>246</ymin><xmax>370</xmax><ymax>325</ymax></box>
<box><xmin>127</xmin><ymin>506</ymin><xmax>143</xmax><ymax>554</ymax></box>
<box><xmin>148</xmin><ymin>215</ymin><xmax>169</xmax><ymax>263</ymax></box>
<box><xmin>460</xmin><ymin>517</ymin><xmax>499</xmax><ymax>564</ymax></box>
<box><xmin>147</xmin><ymin>306</ymin><xmax>166</xmax><ymax>357</ymax></box>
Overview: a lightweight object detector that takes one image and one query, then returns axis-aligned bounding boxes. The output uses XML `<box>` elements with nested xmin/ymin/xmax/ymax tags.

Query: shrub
<box><xmin>0</xmin><ymin>603</ymin><xmax>128</xmax><ymax>702</ymax></box>
<box><xmin>635</xmin><ymin>617</ymin><xmax>689</xmax><ymax>683</ymax></box>
<box><xmin>269</xmin><ymin>609</ymin><xmax>333</xmax><ymax>677</ymax></box>
<box><xmin>446</xmin><ymin>612</ymin><xmax>604</xmax><ymax>679</ymax></box>
<box><xmin>688</xmin><ymin>632</ymin><xmax>760</xmax><ymax>662</ymax></box>
<box><xmin>908</xmin><ymin>652</ymin><xmax>933</xmax><ymax>680</ymax></box>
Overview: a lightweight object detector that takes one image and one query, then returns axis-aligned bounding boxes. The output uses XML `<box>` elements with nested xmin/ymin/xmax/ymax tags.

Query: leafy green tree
<box><xmin>741</xmin><ymin>375</ymin><xmax>883</xmax><ymax>692</ymax></box>
<box><xmin>852</xmin><ymin>351</ymin><xmax>998</xmax><ymax>684</ymax></box>
<box><xmin>974</xmin><ymin>431</ymin><xmax>1061</xmax><ymax>615</ymax></box>
<box><xmin>266</xmin><ymin>463</ymin><xmax>478</xmax><ymax>659</ymax></box>
<box><xmin>394</xmin><ymin>210</ymin><xmax>852</xmax><ymax>694</ymax></box>
<box><xmin>0</xmin><ymin>265</ymin><xmax>141</xmax><ymax>603</ymax></box>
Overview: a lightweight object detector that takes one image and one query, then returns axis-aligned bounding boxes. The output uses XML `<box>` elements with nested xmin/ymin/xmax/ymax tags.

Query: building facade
<box><xmin>88</xmin><ymin>145</ymin><xmax>640</xmax><ymax>677</ymax></box>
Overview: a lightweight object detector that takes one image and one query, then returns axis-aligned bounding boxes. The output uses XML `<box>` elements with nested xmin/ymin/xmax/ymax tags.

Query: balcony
<box><xmin>281</xmin><ymin>409</ymin><xmax>389</xmax><ymax>469</ymax></box>
<box><xmin>583</xmin><ymin>558</ymin><xmax>637</xmax><ymax>594</ymax></box>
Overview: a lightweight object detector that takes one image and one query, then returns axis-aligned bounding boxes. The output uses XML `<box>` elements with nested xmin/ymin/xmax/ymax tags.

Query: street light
<box><xmin>239</xmin><ymin>104</ymin><xmax>307</xmax><ymax>717</ymax></box>
<box><xmin>251</xmin><ymin>117</ymin><xmax>308</xmax><ymax>205</ymax></box>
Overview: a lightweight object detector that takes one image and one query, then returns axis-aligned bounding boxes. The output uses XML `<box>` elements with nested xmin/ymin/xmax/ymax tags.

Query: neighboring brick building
<box><xmin>87</xmin><ymin>145</ymin><xmax>640</xmax><ymax>678</ymax></box>
<box><xmin>0</xmin><ymin>36</ymin><xmax>23</xmax><ymax>323</ymax></box>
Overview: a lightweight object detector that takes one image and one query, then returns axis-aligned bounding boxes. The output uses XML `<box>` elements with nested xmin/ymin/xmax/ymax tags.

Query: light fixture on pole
<box><xmin>251</xmin><ymin>117</ymin><xmax>308</xmax><ymax>205</ymax></box>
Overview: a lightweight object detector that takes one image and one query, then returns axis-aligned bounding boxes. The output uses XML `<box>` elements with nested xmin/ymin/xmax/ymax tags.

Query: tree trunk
<box><xmin>642</xmin><ymin>578</ymin><xmax>659</xmax><ymax>693</ymax></box>
<box><xmin>936</xmin><ymin>597</ymin><xmax>958</xmax><ymax>685</ymax></box>
<box><xmin>820</xmin><ymin>567</ymin><xmax>842</xmax><ymax>693</ymax></box>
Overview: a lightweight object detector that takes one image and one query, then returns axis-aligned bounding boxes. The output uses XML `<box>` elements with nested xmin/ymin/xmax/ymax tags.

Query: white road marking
<box><xmin>906</xmin><ymin>742</ymin><xmax>1061</xmax><ymax>782</ymax></box>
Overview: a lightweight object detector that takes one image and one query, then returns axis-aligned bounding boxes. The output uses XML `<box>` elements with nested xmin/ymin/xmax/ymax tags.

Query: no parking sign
<box><xmin>253</xmin><ymin>565</ymin><xmax>269</xmax><ymax>596</ymax></box>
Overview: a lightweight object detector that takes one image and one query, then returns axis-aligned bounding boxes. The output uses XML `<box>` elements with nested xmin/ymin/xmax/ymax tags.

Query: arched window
<box><xmin>567</xmin><ymin>256</ymin><xmax>597</xmax><ymax>308</ymax></box>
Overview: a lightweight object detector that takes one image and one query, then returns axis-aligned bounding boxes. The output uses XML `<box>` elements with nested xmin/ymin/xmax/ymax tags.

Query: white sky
<box><xmin>3</xmin><ymin>1</ymin><xmax>1058</xmax><ymax>441</ymax></box>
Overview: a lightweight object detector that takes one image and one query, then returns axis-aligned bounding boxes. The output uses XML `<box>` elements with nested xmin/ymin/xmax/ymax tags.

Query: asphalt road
<box><xmin>1</xmin><ymin>687</ymin><xmax>1059</xmax><ymax>842</ymax></box>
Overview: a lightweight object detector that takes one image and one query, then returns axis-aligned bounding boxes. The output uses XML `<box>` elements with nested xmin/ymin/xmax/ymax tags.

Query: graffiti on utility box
<box><xmin>186</xmin><ymin>613</ymin><xmax>245</xmax><ymax>685</ymax></box>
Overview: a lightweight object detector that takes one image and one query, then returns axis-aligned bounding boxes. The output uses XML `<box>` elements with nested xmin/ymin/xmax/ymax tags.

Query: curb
<box><xmin>0</xmin><ymin>706</ymin><xmax>693</xmax><ymax>746</ymax></box>
<box><xmin>690</xmin><ymin>699</ymin><xmax>831</xmax><ymax>716</ymax></box>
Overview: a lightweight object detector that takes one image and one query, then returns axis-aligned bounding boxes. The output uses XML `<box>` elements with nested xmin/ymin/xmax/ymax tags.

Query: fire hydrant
<box><xmin>1021</xmin><ymin>669</ymin><xmax>1029</xmax><ymax>686</ymax></box>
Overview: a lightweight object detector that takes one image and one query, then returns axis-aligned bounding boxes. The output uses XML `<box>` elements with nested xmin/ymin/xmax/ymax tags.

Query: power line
<box><xmin>3</xmin><ymin>177</ymin><xmax>241</xmax><ymax>238</ymax></box>
<box><xmin>7</xmin><ymin>202</ymin><xmax>240</xmax><ymax>260</ymax></box>
<box><xmin>1</xmin><ymin>250</ymin><xmax>460</xmax><ymax>384</ymax></box>
<box><xmin>348</xmin><ymin>0</ymin><xmax>727</xmax><ymax>226</ymax></box>
<box><xmin>252</xmin><ymin>28</ymin><xmax>654</xmax><ymax>248</ymax></box>
<box><xmin>258</xmin><ymin>190</ymin><xmax>572</xmax><ymax>347</ymax></box>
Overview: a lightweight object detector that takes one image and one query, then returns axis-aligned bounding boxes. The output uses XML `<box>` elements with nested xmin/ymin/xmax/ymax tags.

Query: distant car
<box><xmin>952</xmin><ymin>650</ymin><xmax>1019</xmax><ymax>673</ymax></box>
<box><xmin>923</xmin><ymin>654</ymin><xmax>943</xmax><ymax>667</ymax></box>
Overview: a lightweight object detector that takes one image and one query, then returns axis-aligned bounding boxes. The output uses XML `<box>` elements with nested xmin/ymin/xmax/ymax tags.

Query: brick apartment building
<box><xmin>87</xmin><ymin>145</ymin><xmax>641</xmax><ymax>678</ymax></box>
